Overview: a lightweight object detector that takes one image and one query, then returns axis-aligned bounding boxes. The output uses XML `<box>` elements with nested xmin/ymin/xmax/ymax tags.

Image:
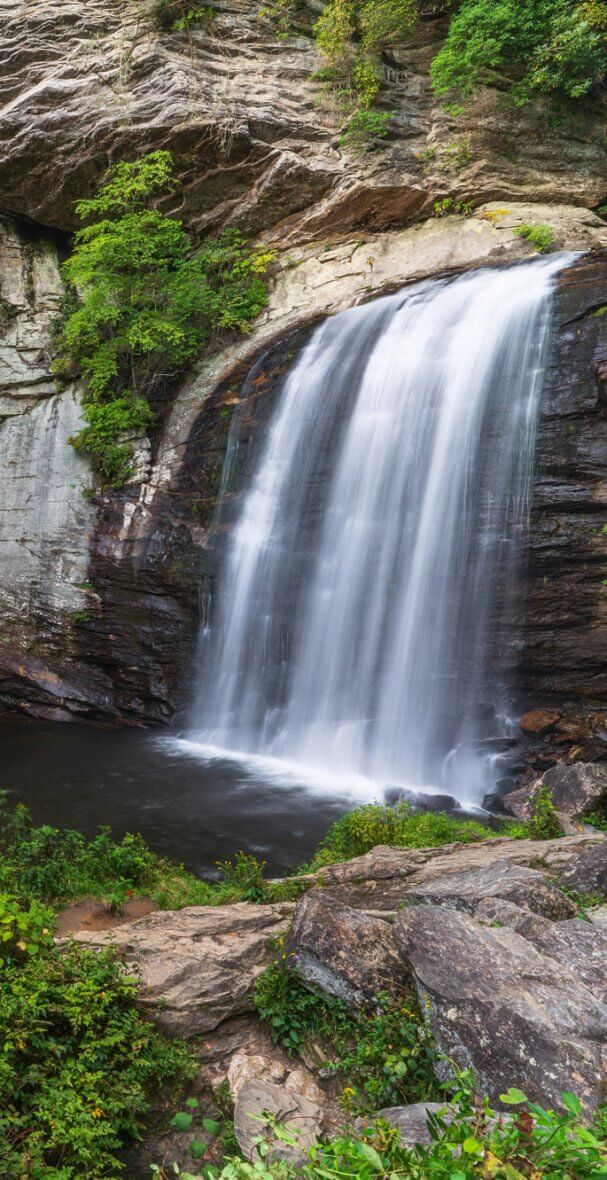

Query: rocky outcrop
<box><xmin>376</xmin><ymin>1102</ymin><xmax>455</xmax><ymax>1146</ymax></box>
<box><xmin>74</xmin><ymin>901</ymin><xmax>293</xmax><ymax>1034</ymax></box>
<box><xmin>285</xmin><ymin>891</ymin><xmax>405</xmax><ymax>1006</ymax></box>
<box><xmin>69</xmin><ymin>831</ymin><xmax>607</xmax><ymax>1175</ymax></box>
<box><xmin>228</xmin><ymin>1051</ymin><xmax>326</xmax><ymax>1161</ymax></box>
<box><xmin>505</xmin><ymin>762</ymin><xmax>607</xmax><ymax>822</ymax></box>
<box><xmin>402</xmin><ymin>860</ymin><xmax>577</xmax><ymax>920</ymax></box>
<box><xmin>475</xmin><ymin>897</ymin><xmax>607</xmax><ymax>1004</ymax></box>
<box><xmin>559</xmin><ymin>842</ymin><xmax>607</xmax><ymax>896</ymax></box>
<box><xmin>1</xmin><ymin>1</ymin><xmax>605</xmax><ymax>244</ymax></box>
<box><xmin>393</xmin><ymin>903</ymin><xmax>607</xmax><ymax>1114</ymax></box>
<box><xmin>298</xmin><ymin>831</ymin><xmax>607</xmax><ymax>911</ymax></box>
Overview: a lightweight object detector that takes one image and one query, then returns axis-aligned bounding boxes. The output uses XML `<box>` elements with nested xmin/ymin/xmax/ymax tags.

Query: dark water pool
<box><xmin>0</xmin><ymin>719</ymin><xmax>359</xmax><ymax>876</ymax></box>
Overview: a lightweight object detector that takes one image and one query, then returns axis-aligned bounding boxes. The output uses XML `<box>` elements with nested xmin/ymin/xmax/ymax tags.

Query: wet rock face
<box><xmin>519</xmin><ymin>252</ymin><xmax>607</xmax><ymax>709</ymax></box>
<box><xmin>71</xmin><ymin>832</ymin><xmax>607</xmax><ymax>1149</ymax></box>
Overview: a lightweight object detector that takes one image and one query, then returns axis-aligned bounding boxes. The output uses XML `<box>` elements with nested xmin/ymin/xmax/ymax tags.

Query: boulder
<box><xmin>286</xmin><ymin>890</ymin><xmax>405</xmax><ymax>1007</ymax></box>
<box><xmin>73</xmin><ymin>902</ymin><xmax>293</xmax><ymax>1035</ymax></box>
<box><xmin>228</xmin><ymin>1053</ymin><xmax>325</xmax><ymax>1162</ymax></box>
<box><xmin>394</xmin><ymin>904</ymin><xmax>607</xmax><ymax>1114</ymax></box>
<box><xmin>559</xmin><ymin>843</ymin><xmax>607</xmax><ymax>898</ymax></box>
<box><xmin>375</xmin><ymin>1103</ymin><xmax>455</xmax><ymax>1146</ymax></box>
<box><xmin>475</xmin><ymin>897</ymin><xmax>607</xmax><ymax>1005</ymax></box>
<box><xmin>519</xmin><ymin>709</ymin><xmax>561</xmax><ymax>736</ymax></box>
<box><xmin>504</xmin><ymin>762</ymin><xmax>607</xmax><ymax>823</ymax></box>
<box><xmin>403</xmin><ymin>860</ymin><xmax>576</xmax><ymax>920</ymax></box>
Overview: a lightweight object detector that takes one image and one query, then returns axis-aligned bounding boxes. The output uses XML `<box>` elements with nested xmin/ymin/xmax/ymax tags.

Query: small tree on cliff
<box><xmin>55</xmin><ymin>151</ymin><xmax>273</xmax><ymax>487</ymax></box>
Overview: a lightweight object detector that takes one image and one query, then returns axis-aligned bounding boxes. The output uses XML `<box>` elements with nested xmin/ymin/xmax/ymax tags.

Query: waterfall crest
<box><xmin>187</xmin><ymin>258</ymin><xmax>568</xmax><ymax>805</ymax></box>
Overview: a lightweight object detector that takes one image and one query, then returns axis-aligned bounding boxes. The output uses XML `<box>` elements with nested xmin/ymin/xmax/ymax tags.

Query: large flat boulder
<box><xmin>403</xmin><ymin>860</ymin><xmax>576</xmax><ymax>920</ymax></box>
<box><xmin>286</xmin><ymin>890</ymin><xmax>404</xmax><ymax>1007</ymax></box>
<box><xmin>394</xmin><ymin>904</ymin><xmax>607</xmax><ymax>1114</ymax></box>
<box><xmin>74</xmin><ymin>902</ymin><xmax>293</xmax><ymax>1035</ymax></box>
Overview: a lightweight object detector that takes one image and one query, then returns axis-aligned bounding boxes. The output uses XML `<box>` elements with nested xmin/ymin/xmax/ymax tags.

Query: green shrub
<box><xmin>0</xmin><ymin>796</ymin><xmax>159</xmax><ymax>907</ymax></box>
<box><xmin>338</xmin><ymin>107</ymin><xmax>393</xmax><ymax>151</ymax></box>
<box><xmin>0</xmin><ymin>795</ymin><xmax>304</xmax><ymax>915</ymax></box>
<box><xmin>528</xmin><ymin>783</ymin><xmax>564</xmax><ymax>839</ymax></box>
<box><xmin>586</xmin><ymin>807</ymin><xmax>607</xmax><ymax>831</ymax></box>
<box><xmin>514</xmin><ymin>222</ymin><xmax>556</xmax><ymax>252</ymax></box>
<box><xmin>151</xmin><ymin>0</ymin><xmax>213</xmax><ymax>31</ymax></box>
<box><xmin>54</xmin><ymin>151</ymin><xmax>273</xmax><ymax>486</ymax></box>
<box><xmin>0</xmin><ymin>893</ymin><xmax>54</xmax><ymax>965</ymax></box>
<box><xmin>311</xmin><ymin>0</ymin><xmax>417</xmax><ymax>149</ymax></box>
<box><xmin>255</xmin><ymin>948</ymin><xmax>436</xmax><ymax>1114</ymax></box>
<box><xmin>303</xmin><ymin>799</ymin><xmax>526</xmax><ymax>871</ymax></box>
<box><xmin>0</xmin><ymin>903</ymin><xmax>195</xmax><ymax>1177</ymax></box>
<box><xmin>254</xmin><ymin>947</ymin><xmax>349</xmax><ymax>1056</ymax></box>
<box><xmin>431</xmin><ymin>0</ymin><xmax>607</xmax><ymax>105</ymax></box>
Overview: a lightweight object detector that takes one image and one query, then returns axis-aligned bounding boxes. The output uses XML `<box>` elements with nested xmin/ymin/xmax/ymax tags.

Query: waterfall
<box><xmin>186</xmin><ymin>257</ymin><xmax>568</xmax><ymax>806</ymax></box>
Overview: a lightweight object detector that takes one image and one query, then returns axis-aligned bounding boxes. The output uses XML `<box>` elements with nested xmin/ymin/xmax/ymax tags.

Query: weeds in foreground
<box><xmin>153</xmin><ymin>1070</ymin><xmax>607</xmax><ymax>1178</ymax></box>
<box><xmin>0</xmin><ymin>898</ymin><xmax>196</xmax><ymax>1177</ymax></box>
<box><xmin>254</xmin><ymin>947</ymin><xmax>438</xmax><ymax>1114</ymax></box>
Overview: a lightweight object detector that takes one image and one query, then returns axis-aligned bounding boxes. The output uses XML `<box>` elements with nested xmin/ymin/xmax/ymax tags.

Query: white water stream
<box><xmin>185</xmin><ymin>258</ymin><xmax>568</xmax><ymax>806</ymax></box>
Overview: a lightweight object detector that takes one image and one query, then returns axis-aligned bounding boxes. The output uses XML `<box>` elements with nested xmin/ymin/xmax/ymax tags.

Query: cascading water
<box><xmin>185</xmin><ymin>257</ymin><xmax>569</xmax><ymax>806</ymax></box>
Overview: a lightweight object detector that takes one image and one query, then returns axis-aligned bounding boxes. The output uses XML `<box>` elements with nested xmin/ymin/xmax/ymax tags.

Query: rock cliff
<box><xmin>0</xmin><ymin>0</ymin><xmax>605</xmax><ymax>742</ymax></box>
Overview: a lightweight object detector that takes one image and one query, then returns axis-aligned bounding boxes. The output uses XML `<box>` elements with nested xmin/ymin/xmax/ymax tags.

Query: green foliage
<box><xmin>254</xmin><ymin>942</ymin><xmax>350</xmax><ymax>1056</ymax></box>
<box><xmin>528</xmin><ymin>783</ymin><xmax>564</xmax><ymax>839</ymax></box>
<box><xmin>55</xmin><ymin>151</ymin><xmax>272</xmax><ymax>486</ymax></box>
<box><xmin>514</xmin><ymin>222</ymin><xmax>556</xmax><ymax>252</ymax></box>
<box><xmin>430</xmin><ymin>0</ymin><xmax>607</xmax><ymax>106</ymax></box>
<box><xmin>586</xmin><ymin>807</ymin><xmax>607</xmax><ymax>831</ymax></box>
<box><xmin>255</xmin><ymin>950</ymin><xmax>436</xmax><ymax>1114</ymax></box>
<box><xmin>304</xmin><ymin>799</ymin><xmax>526</xmax><ymax>871</ymax></box>
<box><xmin>151</xmin><ymin>0</ymin><xmax>214</xmax><ymax>31</ymax></box>
<box><xmin>216</xmin><ymin>851</ymin><xmax>270</xmax><ymax>903</ymax></box>
<box><xmin>334</xmin><ymin>994</ymin><xmax>438</xmax><ymax>1114</ymax></box>
<box><xmin>338</xmin><ymin>107</ymin><xmax>393</xmax><ymax>151</ymax></box>
<box><xmin>439</xmin><ymin>139</ymin><xmax>474</xmax><ymax>171</ymax></box>
<box><xmin>219</xmin><ymin>0</ymin><xmax>606</xmax><ymax>149</ymax></box>
<box><xmin>0</xmin><ymin>908</ymin><xmax>195</xmax><ymax>1177</ymax></box>
<box><xmin>312</xmin><ymin>0</ymin><xmax>417</xmax><ymax>148</ymax></box>
<box><xmin>0</xmin><ymin>795</ymin><xmax>304</xmax><ymax>916</ymax></box>
<box><xmin>258</xmin><ymin>0</ymin><xmax>301</xmax><ymax>38</ymax></box>
<box><xmin>530</xmin><ymin>6</ymin><xmax>607</xmax><ymax>98</ymax></box>
<box><xmin>432</xmin><ymin>197</ymin><xmax>475</xmax><ymax>217</ymax></box>
<box><xmin>164</xmin><ymin>1070</ymin><xmax>607</xmax><ymax>1178</ymax></box>
<box><xmin>0</xmin><ymin>893</ymin><xmax>54</xmax><ymax>965</ymax></box>
<box><xmin>0</xmin><ymin>795</ymin><xmax>159</xmax><ymax>908</ymax></box>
